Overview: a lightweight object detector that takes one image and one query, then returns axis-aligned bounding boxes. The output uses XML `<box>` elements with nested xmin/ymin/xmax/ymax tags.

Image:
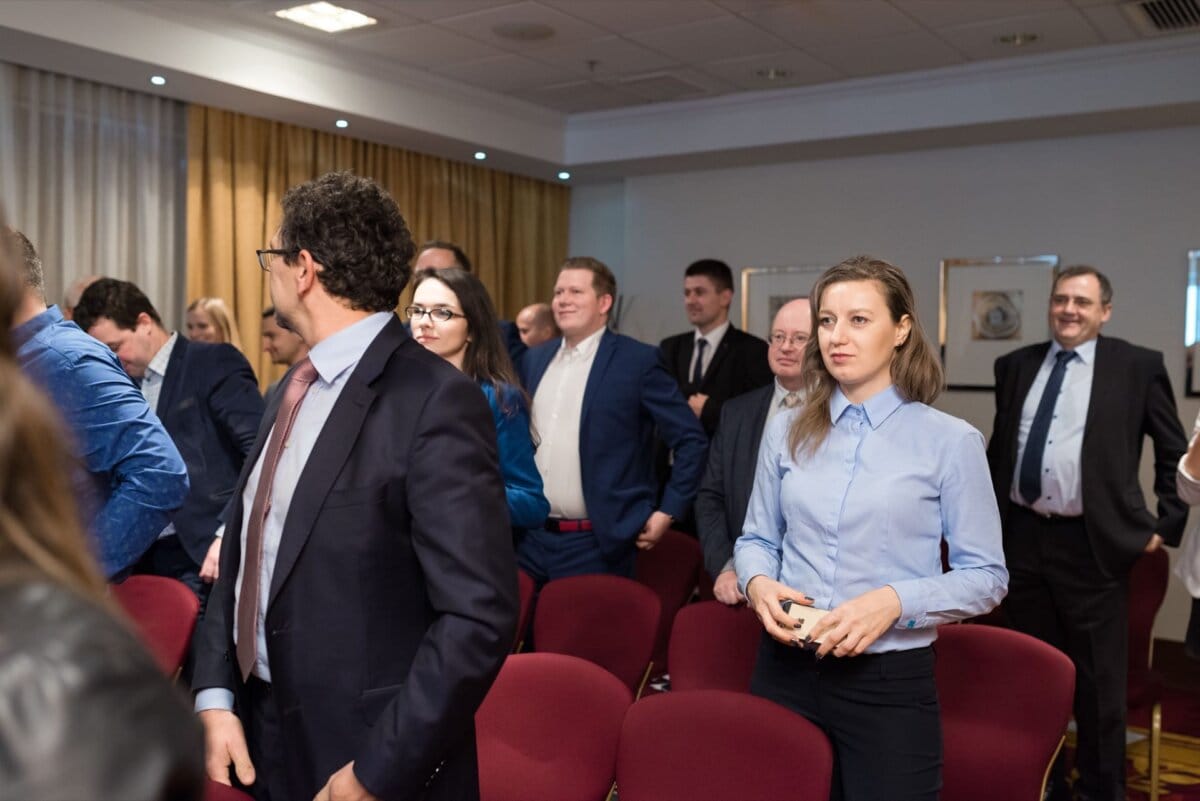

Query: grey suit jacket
<box><xmin>694</xmin><ymin>383</ymin><xmax>775</xmax><ymax>579</ymax></box>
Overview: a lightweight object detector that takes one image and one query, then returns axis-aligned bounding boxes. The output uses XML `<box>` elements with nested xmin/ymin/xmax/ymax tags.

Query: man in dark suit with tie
<box><xmin>74</xmin><ymin>278</ymin><xmax>264</xmax><ymax>595</ymax></box>
<box><xmin>987</xmin><ymin>265</ymin><xmax>1188</xmax><ymax>801</ymax></box>
<box><xmin>192</xmin><ymin>172</ymin><xmax>516</xmax><ymax>801</ymax></box>
<box><xmin>519</xmin><ymin>257</ymin><xmax>707</xmax><ymax>583</ymax></box>
<box><xmin>695</xmin><ymin>298</ymin><xmax>810</xmax><ymax>605</ymax></box>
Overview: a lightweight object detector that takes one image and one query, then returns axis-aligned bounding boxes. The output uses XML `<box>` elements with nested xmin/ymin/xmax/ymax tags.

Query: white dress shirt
<box><xmin>532</xmin><ymin>326</ymin><xmax>605</xmax><ymax>519</ymax></box>
<box><xmin>1010</xmin><ymin>338</ymin><xmax>1096</xmax><ymax>516</ymax></box>
<box><xmin>690</xmin><ymin>320</ymin><xmax>730</xmax><ymax>384</ymax></box>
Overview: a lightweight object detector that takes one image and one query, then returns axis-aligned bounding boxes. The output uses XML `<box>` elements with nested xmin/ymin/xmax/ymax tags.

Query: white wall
<box><xmin>570</xmin><ymin>124</ymin><xmax>1200</xmax><ymax>641</ymax></box>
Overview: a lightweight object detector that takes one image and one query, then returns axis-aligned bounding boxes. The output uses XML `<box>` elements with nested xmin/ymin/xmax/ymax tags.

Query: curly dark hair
<box><xmin>278</xmin><ymin>171</ymin><xmax>415</xmax><ymax>313</ymax></box>
<box><xmin>73</xmin><ymin>278</ymin><xmax>162</xmax><ymax>333</ymax></box>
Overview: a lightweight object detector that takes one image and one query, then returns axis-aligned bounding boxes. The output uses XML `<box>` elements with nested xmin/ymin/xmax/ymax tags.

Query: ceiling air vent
<box><xmin>619</xmin><ymin>73</ymin><xmax>709</xmax><ymax>103</ymax></box>
<box><xmin>1121</xmin><ymin>0</ymin><xmax>1200</xmax><ymax>35</ymax></box>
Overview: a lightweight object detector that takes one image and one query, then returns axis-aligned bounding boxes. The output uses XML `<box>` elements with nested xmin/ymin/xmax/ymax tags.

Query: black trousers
<box><xmin>1003</xmin><ymin>506</ymin><xmax>1128</xmax><ymax>801</ymax></box>
<box><xmin>750</xmin><ymin>634</ymin><xmax>941</xmax><ymax>801</ymax></box>
<box><xmin>239</xmin><ymin>676</ymin><xmax>290</xmax><ymax>801</ymax></box>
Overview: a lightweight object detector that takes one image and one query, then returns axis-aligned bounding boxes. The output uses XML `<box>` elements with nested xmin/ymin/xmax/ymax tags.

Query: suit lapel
<box><xmin>581</xmin><ymin>329</ymin><xmax>617</xmax><ymax>425</ymax></box>
<box><xmin>156</xmin><ymin>335</ymin><xmax>188</xmax><ymax>419</ymax></box>
<box><xmin>525</xmin><ymin>339</ymin><xmax>560</xmax><ymax>396</ymax></box>
<box><xmin>266</xmin><ymin>316</ymin><xmax>402</xmax><ymax>609</ymax></box>
<box><xmin>677</xmin><ymin>336</ymin><xmax>695</xmax><ymax>386</ymax></box>
<box><xmin>1083</xmin><ymin>336</ymin><xmax>1110</xmax><ymax>441</ymax></box>
<box><xmin>748</xmin><ymin>382</ymin><xmax>773</xmax><ymax>443</ymax></box>
<box><xmin>701</xmin><ymin>329</ymin><xmax>737</xmax><ymax>391</ymax></box>
<box><xmin>1008</xmin><ymin>343</ymin><xmax>1051</xmax><ymax>454</ymax></box>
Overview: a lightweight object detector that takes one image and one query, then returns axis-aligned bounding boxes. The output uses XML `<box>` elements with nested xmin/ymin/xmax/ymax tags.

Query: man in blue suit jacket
<box><xmin>519</xmin><ymin>257</ymin><xmax>707</xmax><ymax>582</ymax></box>
<box><xmin>75</xmin><ymin>279</ymin><xmax>264</xmax><ymax>597</ymax></box>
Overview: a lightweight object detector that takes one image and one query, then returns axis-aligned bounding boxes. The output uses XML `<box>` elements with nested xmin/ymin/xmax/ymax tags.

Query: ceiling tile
<box><xmin>940</xmin><ymin>7</ymin><xmax>1103</xmax><ymax>61</ymax></box>
<box><xmin>890</xmin><ymin>0</ymin><xmax>1069</xmax><ymax>30</ymax></box>
<box><xmin>513</xmin><ymin>79</ymin><xmax>647</xmax><ymax>112</ymax></box>
<box><xmin>804</xmin><ymin>28</ymin><xmax>966</xmax><ymax>77</ymax></box>
<box><xmin>529</xmin><ymin>35</ymin><xmax>680</xmax><ymax>76</ymax></box>
<box><xmin>430</xmin><ymin>52</ymin><xmax>582</xmax><ymax>91</ymax></box>
<box><xmin>617</xmin><ymin>67</ymin><xmax>734</xmax><ymax>102</ymax></box>
<box><xmin>539</xmin><ymin>0</ymin><xmax>726</xmax><ymax>34</ymax></box>
<box><xmin>711</xmin><ymin>0</ymin><xmax>796</xmax><ymax>13</ymax></box>
<box><xmin>700</xmin><ymin>49</ymin><xmax>843</xmax><ymax>90</ymax></box>
<box><xmin>436</xmin><ymin>1</ymin><xmax>610</xmax><ymax>51</ymax></box>
<box><xmin>1078</xmin><ymin>4</ymin><xmax>1141</xmax><ymax>42</ymax></box>
<box><xmin>743</xmin><ymin>1</ymin><xmax>921</xmax><ymax>48</ymax></box>
<box><xmin>350</xmin><ymin>23</ymin><xmax>507</xmax><ymax>66</ymax></box>
<box><xmin>379</xmin><ymin>0</ymin><xmax>519</xmax><ymax>22</ymax></box>
<box><xmin>625</xmin><ymin>15</ymin><xmax>791</xmax><ymax>62</ymax></box>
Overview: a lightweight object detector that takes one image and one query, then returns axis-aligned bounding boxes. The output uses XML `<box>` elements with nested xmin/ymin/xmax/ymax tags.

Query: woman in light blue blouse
<box><xmin>409</xmin><ymin>268</ymin><xmax>549</xmax><ymax>530</ymax></box>
<box><xmin>735</xmin><ymin>256</ymin><xmax>1008</xmax><ymax>801</ymax></box>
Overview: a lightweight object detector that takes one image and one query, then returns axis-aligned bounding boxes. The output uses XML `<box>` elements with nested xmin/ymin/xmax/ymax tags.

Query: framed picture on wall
<box><xmin>939</xmin><ymin>255</ymin><xmax>1059</xmax><ymax>391</ymax></box>
<box><xmin>740</xmin><ymin>265</ymin><xmax>828</xmax><ymax>338</ymax></box>
<box><xmin>1185</xmin><ymin>250</ymin><xmax>1200</xmax><ymax>397</ymax></box>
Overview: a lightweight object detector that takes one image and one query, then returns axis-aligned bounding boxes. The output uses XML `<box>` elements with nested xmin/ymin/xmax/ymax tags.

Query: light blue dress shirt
<box><xmin>1010</xmin><ymin>338</ymin><xmax>1095</xmax><ymax>516</ymax></box>
<box><xmin>196</xmin><ymin>312</ymin><xmax>393</xmax><ymax>712</ymax></box>
<box><xmin>735</xmin><ymin>384</ymin><xmax>1008</xmax><ymax>653</ymax></box>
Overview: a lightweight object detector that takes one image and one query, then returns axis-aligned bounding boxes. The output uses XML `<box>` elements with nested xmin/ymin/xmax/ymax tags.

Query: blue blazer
<box><xmin>157</xmin><ymin>337</ymin><xmax>264</xmax><ymax>565</ymax></box>
<box><xmin>520</xmin><ymin>329</ymin><xmax>708</xmax><ymax>559</ymax></box>
<box><xmin>481</xmin><ymin>381</ymin><xmax>549</xmax><ymax>530</ymax></box>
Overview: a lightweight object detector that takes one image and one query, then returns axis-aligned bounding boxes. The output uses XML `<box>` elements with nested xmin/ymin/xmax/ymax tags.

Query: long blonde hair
<box><xmin>0</xmin><ymin>226</ymin><xmax>108</xmax><ymax>601</ymax></box>
<box><xmin>187</xmin><ymin>296</ymin><xmax>243</xmax><ymax>349</ymax></box>
<box><xmin>789</xmin><ymin>256</ymin><xmax>944</xmax><ymax>458</ymax></box>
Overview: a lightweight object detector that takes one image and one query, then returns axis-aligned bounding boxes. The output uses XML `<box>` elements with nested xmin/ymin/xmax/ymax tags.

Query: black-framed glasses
<box><xmin>769</xmin><ymin>332</ymin><xmax>809</xmax><ymax>348</ymax></box>
<box><xmin>256</xmin><ymin>248</ymin><xmax>298</xmax><ymax>272</ymax></box>
<box><xmin>404</xmin><ymin>305</ymin><xmax>465</xmax><ymax>323</ymax></box>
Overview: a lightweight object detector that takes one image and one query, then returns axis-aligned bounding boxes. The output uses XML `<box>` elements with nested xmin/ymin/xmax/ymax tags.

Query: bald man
<box><xmin>516</xmin><ymin>302</ymin><xmax>559</xmax><ymax>349</ymax></box>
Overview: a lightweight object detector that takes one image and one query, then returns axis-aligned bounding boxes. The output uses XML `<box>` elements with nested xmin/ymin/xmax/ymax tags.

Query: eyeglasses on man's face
<box><xmin>256</xmin><ymin>248</ymin><xmax>299</xmax><ymax>272</ymax></box>
<box><xmin>769</xmin><ymin>332</ymin><xmax>810</xmax><ymax>348</ymax></box>
<box><xmin>404</xmin><ymin>305</ymin><xmax>466</xmax><ymax>323</ymax></box>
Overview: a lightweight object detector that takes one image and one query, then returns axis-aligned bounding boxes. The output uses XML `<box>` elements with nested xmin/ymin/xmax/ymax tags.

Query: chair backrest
<box><xmin>533</xmin><ymin>574</ymin><xmax>661</xmax><ymax>693</ymax></box>
<box><xmin>936</xmin><ymin>623</ymin><xmax>1075</xmax><ymax>801</ymax></box>
<box><xmin>1128</xmin><ymin>547</ymin><xmax>1170</xmax><ymax>677</ymax></box>
<box><xmin>205</xmin><ymin>779</ymin><xmax>255</xmax><ymax>801</ymax></box>
<box><xmin>635</xmin><ymin>528</ymin><xmax>703</xmax><ymax>674</ymax></box>
<box><xmin>476</xmin><ymin>653</ymin><xmax>633</xmax><ymax>801</ymax></box>
<box><xmin>514</xmin><ymin>569</ymin><xmax>536</xmax><ymax>652</ymax></box>
<box><xmin>111</xmin><ymin>574</ymin><xmax>200</xmax><ymax>676</ymax></box>
<box><xmin>668</xmin><ymin>601</ymin><xmax>762</xmax><ymax>692</ymax></box>
<box><xmin>617</xmin><ymin>689</ymin><xmax>833</xmax><ymax>801</ymax></box>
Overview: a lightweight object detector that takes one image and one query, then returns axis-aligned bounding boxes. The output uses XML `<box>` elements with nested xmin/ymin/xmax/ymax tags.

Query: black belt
<box><xmin>545</xmin><ymin>518</ymin><xmax>592</xmax><ymax>532</ymax></box>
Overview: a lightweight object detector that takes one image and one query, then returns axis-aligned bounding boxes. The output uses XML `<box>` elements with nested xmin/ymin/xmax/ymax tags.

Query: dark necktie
<box><xmin>1018</xmin><ymin>349</ymin><xmax>1075</xmax><ymax>506</ymax></box>
<box><xmin>236</xmin><ymin>357</ymin><xmax>319</xmax><ymax>681</ymax></box>
<box><xmin>692</xmin><ymin>338</ymin><xmax>708</xmax><ymax>386</ymax></box>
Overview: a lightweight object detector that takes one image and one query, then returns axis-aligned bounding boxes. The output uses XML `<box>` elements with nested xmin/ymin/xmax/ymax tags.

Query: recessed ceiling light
<box><xmin>335</xmin><ymin>119</ymin><xmax>349</xmax><ymax>129</ymax></box>
<box><xmin>995</xmin><ymin>33</ymin><xmax>1040</xmax><ymax>47</ymax></box>
<box><xmin>276</xmin><ymin>2</ymin><xmax>377</xmax><ymax>33</ymax></box>
<box><xmin>492</xmin><ymin>21</ymin><xmax>555</xmax><ymax>42</ymax></box>
<box><xmin>150</xmin><ymin>75</ymin><xmax>167</xmax><ymax>86</ymax></box>
<box><xmin>474</xmin><ymin>151</ymin><xmax>487</xmax><ymax>161</ymax></box>
<box><xmin>557</xmin><ymin>171</ymin><xmax>571</xmax><ymax>181</ymax></box>
<box><xmin>755</xmin><ymin>68</ymin><xmax>791</xmax><ymax>81</ymax></box>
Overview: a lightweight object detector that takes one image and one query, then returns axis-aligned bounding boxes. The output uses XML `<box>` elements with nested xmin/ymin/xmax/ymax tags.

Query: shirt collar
<box><xmin>308</xmin><ymin>312</ymin><xmax>394</xmax><ymax>385</ymax></box>
<box><xmin>830</xmin><ymin>384</ymin><xmax>904</xmax><ymax>429</ymax></box>
<box><xmin>694</xmin><ymin>320</ymin><xmax>731</xmax><ymax>347</ymax></box>
<box><xmin>12</xmin><ymin>305</ymin><xmax>64</xmax><ymax>349</ymax></box>
<box><xmin>557</xmin><ymin>326</ymin><xmax>606</xmax><ymax>362</ymax></box>
<box><xmin>1050</xmin><ymin>337</ymin><xmax>1096</xmax><ymax>365</ymax></box>
<box><xmin>146</xmin><ymin>332</ymin><xmax>179</xmax><ymax>379</ymax></box>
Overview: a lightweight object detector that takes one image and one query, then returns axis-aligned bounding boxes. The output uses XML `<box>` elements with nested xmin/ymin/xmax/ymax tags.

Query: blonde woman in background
<box><xmin>186</xmin><ymin>296</ymin><xmax>242</xmax><ymax>349</ymax></box>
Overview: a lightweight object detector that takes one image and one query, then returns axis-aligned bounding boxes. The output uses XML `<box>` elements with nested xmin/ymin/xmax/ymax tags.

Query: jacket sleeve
<box><xmin>644</xmin><ymin>355</ymin><xmax>708</xmax><ymax>520</ymax></box>
<box><xmin>491</xmin><ymin>385</ymin><xmax>549</xmax><ymax>530</ymax></box>
<box><xmin>695</xmin><ymin>402</ymin><xmax>734</xmax><ymax>579</ymax></box>
<box><xmin>1142</xmin><ymin>352</ymin><xmax>1189</xmax><ymax>545</ymax></box>
<box><xmin>206</xmin><ymin>346</ymin><xmax>266</xmax><ymax>459</ymax></box>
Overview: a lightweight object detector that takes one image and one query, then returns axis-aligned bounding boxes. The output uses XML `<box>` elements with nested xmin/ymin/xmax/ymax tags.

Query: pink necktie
<box><xmin>236</xmin><ymin>357</ymin><xmax>318</xmax><ymax>681</ymax></box>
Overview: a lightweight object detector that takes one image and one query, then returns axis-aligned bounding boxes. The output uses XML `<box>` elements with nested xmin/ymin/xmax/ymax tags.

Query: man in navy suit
<box><xmin>519</xmin><ymin>257</ymin><xmax>707</xmax><ymax>583</ymax></box>
<box><xmin>75</xmin><ymin>279</ymin><xmax>264</xmax><ymax>597</ymax></box>
<box><xmin>193</xmin><ymin>172</ymin><xmax>516</xmax><ymax>801</ymax></box>
<box><xmin>695</xmin><ymin>298</ymin><xmax>810</xmax><ymax>605</ymax></box>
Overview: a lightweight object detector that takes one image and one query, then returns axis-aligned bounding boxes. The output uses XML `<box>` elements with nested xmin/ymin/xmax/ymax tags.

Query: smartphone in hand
<box><xmin>780</xmin><ymin>599</ymin><xmax>829</xmax><ymax>646</ymax></box>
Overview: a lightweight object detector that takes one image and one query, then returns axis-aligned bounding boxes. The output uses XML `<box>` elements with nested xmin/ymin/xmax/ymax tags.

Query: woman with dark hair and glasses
<box><xmin>408</xmin><ymin>268</ymin><xmax>549</xmax><ymax>531</ymax></box>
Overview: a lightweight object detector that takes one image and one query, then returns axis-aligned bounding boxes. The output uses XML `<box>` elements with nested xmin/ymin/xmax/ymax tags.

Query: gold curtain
<box><xmin>186</xmin><ymin>104</ymin><xmax>571</xmax><ymax>388</ymax></box>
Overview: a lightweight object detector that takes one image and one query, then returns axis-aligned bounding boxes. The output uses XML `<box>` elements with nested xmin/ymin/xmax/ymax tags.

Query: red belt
<box><xmin>545</xmin><ymin>518</ymin><xmax>592</xmax><ymax>532</ymax></box>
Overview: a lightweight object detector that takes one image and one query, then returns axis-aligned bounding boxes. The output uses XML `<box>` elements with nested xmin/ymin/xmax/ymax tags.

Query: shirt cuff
<box><xmin>195</xmin><ymin>688</ymin><xmax>235</xmax><ymax>713</ymax></box>
<box><xmin>888</xmin><ymin>582</ymin><xmax>923</xmax><ymax>631</ymax></box>
<box><xmin>214</xmin><ymin>524</ymin><xmax>226</xmax><ymax>539</ymax></box>
<box><xmin>720</xmin><ymin>557</ymin><xmax>735</xmax><ymax>574</ymax></box>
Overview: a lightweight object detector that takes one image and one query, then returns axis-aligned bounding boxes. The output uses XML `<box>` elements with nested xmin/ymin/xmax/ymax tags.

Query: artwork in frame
<box><xmin>740</xmin><ymin>265</ymin><xmax>828</xmax><ymax>339</ymax></box>
<box><xmin>1184</xmin><ymin>250</ymin><xmax>1200</xmax><ymax>397</ymax></box>
<box><xmin>939</xmin><ymin>255</ymin><xmax>1059</xmax><ymax>391</ymax></box>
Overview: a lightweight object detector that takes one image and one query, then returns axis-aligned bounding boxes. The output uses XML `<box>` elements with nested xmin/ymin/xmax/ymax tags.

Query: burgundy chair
<box><xmin>533</xmin><ymin>574</ymin><xmax>660</xmax><ymax>695</ymax></box>
<box><xmin>476</xmin><ymin>653</ymin><xmax>633</xmax><ymax>801</ymax></box>
<box><xmin>111</xmin><ymin>574</ymin><xmax>200</xmax><ymax>676</ymax></box>
<box><xmin>513</xmin><ymin>568</ymin><xmax>535</xmax><ymax>652</ymax></box>
<box><xmin>1127</xmin><ymin>547</ymin><xmax>1170</xmax><ymax>801</ymax></box>
<box><xmin>936</xmin><ymin>623</ymin><xmax>1075</xmax><ymax>801</ymax></box>
<box><xmin>205</xmin><ymin>779</ymin><xmax>255</xmax><ymax>801</ymax></box>
<box><xmin>667</xmin><ymin>601</ymin><xmax>762</xmax><ymax>692</ymax></box>
<box><xmin>635</xmin><ymin>528</ymin><xmax>703</xmax><ymax>676</ymax></box>
<box><xmin>617</xmin><ymin>689</ymin><xmax>833</xmax><ymax>801</ymax></box>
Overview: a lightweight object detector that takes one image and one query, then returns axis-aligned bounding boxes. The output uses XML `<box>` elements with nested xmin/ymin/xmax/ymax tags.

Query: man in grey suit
<box><xmin>695</xmin><ymin>298</ymin><xmax>811</xmax><ymax>605</ymax></box>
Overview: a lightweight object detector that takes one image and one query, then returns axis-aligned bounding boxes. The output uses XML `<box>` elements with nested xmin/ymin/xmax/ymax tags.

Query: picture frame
<box><xmin>740</xmin><ymin>264</ymin><xmax>828</xmax><ymax>338</ymax></box>
<box><xmin>1185</xmin><ymin>250</ymin><xmax>1200</xmax><ymax>397</ymax></box>
<box><xmin>939</xmin><ymin>255</ymin><xmax>1059</xmax><ymax>391</ymax></box>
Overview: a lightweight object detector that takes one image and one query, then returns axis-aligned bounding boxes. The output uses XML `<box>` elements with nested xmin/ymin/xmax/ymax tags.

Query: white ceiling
<box><xmin>137</xmin><ymin>0</ymin><xmax>1173</xmax><ymax>113</ymax></box>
